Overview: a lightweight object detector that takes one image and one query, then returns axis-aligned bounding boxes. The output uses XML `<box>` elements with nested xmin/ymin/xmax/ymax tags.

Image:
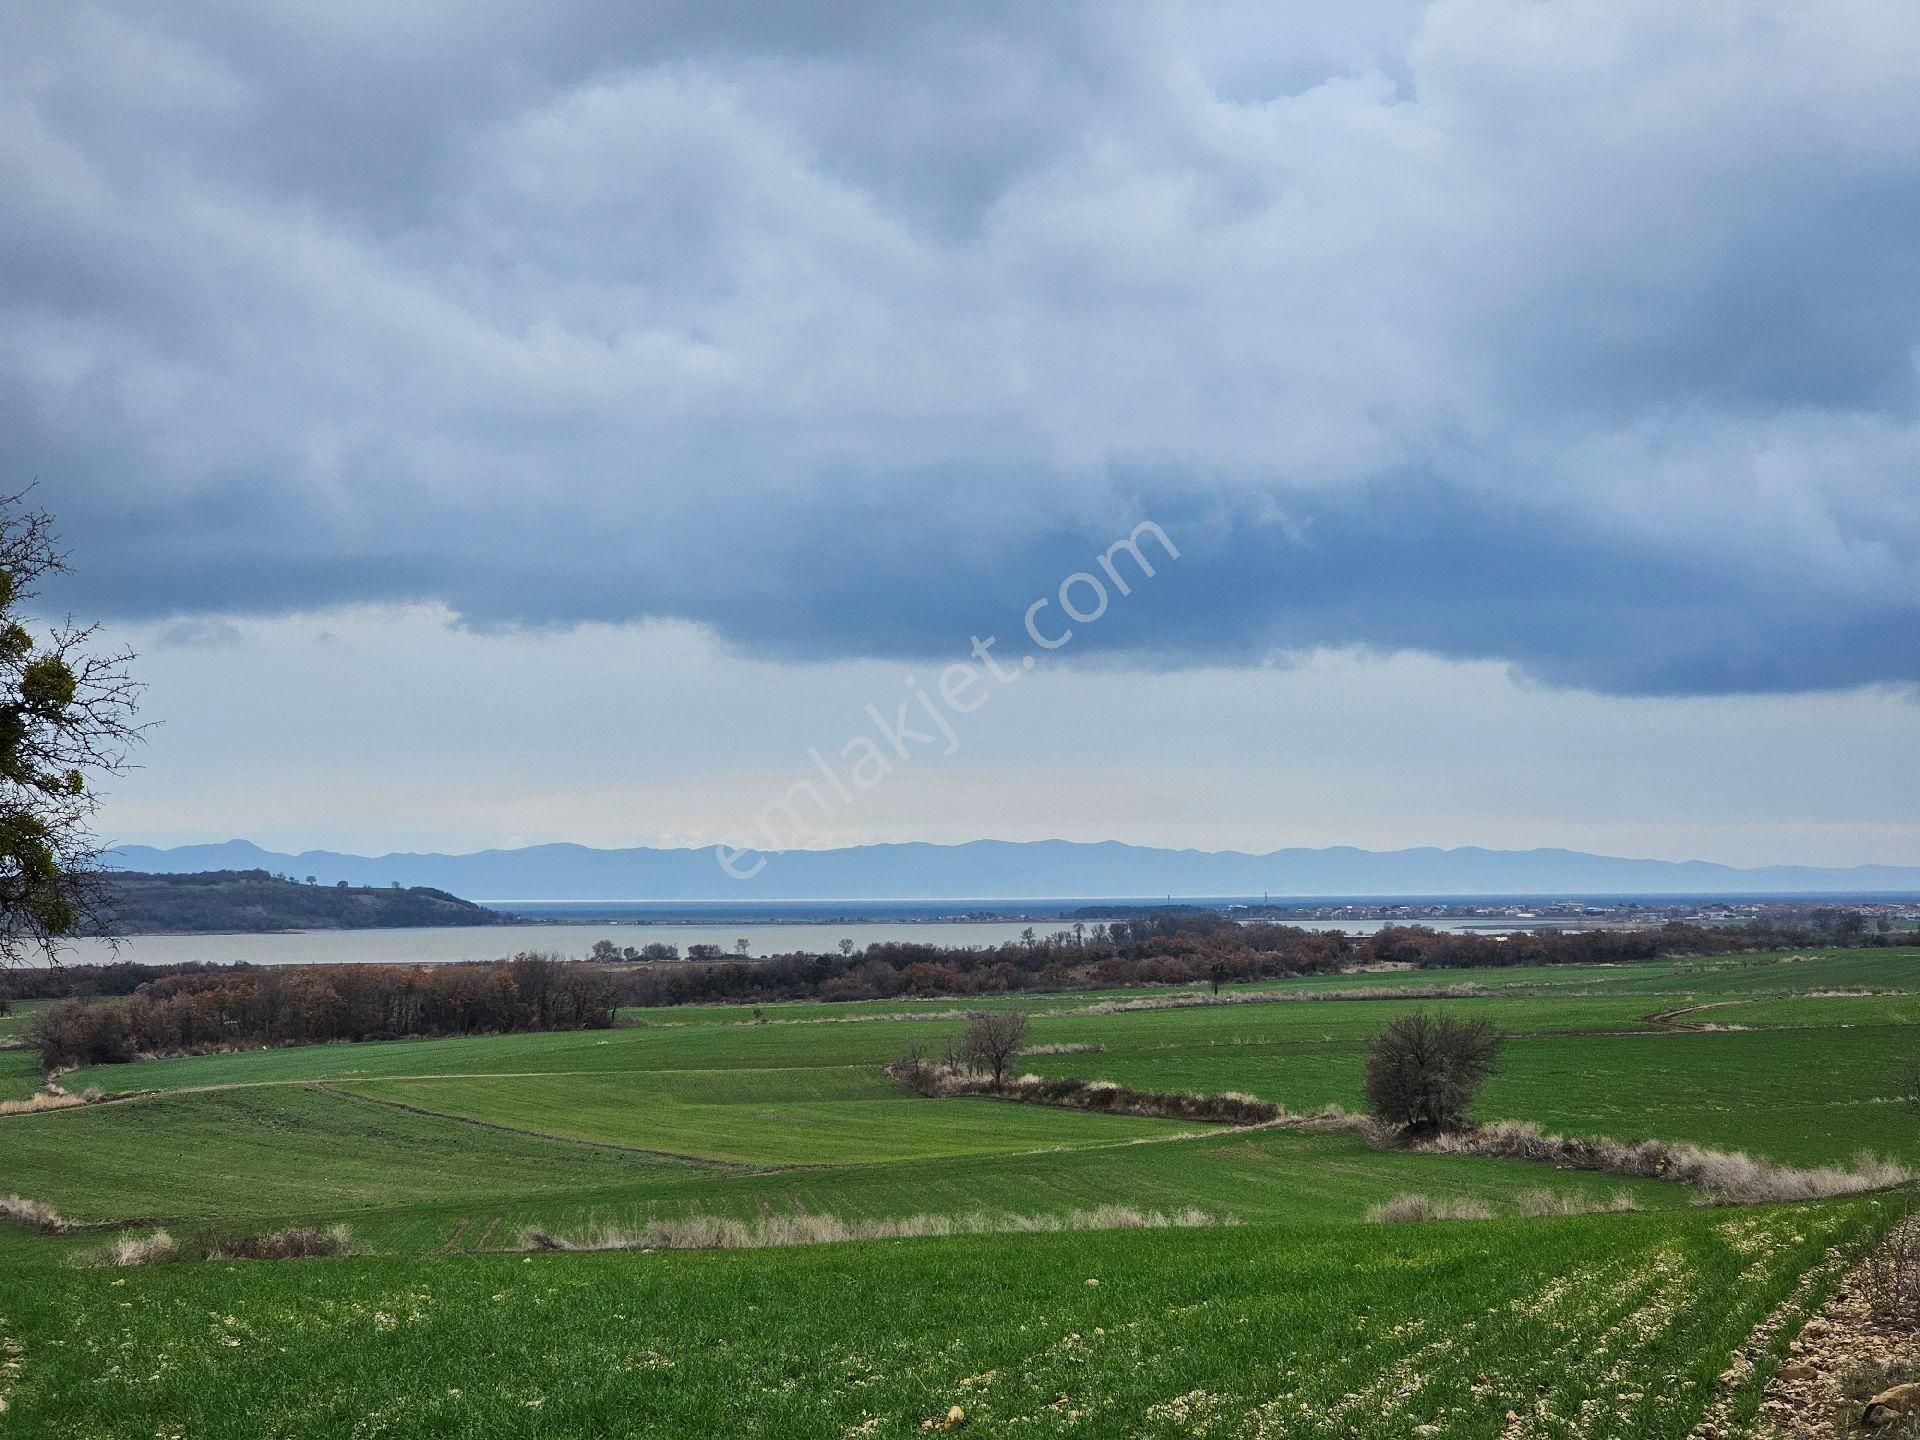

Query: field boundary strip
<box><xmin>5</xmin><ymin>1063</ymin><xmax>873</xmax><ymax>1115</ymax></box>
<box><xmin>1643</xmin><ymin>1001</ymin><xmax>1751</xmax><ymax>1031</ymax></box>
<box><xmin>328</xmin><ymin>1079</ymin><xmax>1257</xmax><ymax>1171</ymax></box>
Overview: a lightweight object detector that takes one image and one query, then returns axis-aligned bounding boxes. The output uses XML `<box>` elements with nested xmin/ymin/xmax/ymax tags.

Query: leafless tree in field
<box><xmin>965</xmin><ymin>1009</ymin><xmax>1030</xmax><ymax>1088</ymax></box>
<box><xmin>1363</xmin><ymin>1012</ymin><xmax>1503</xmax><ymax>1133</ymax></box>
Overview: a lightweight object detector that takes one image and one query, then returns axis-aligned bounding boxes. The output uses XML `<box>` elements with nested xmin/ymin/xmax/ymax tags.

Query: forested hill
<box><xmin>98</xmin><ymin>870</ymin><xmax>514</xmax><ymax>933</ymax></box>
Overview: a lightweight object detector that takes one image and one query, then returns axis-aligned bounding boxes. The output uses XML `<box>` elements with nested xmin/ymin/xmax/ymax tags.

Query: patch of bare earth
<box><xmin>1719</xmin><ymin>1218</ymin><xmax>1920</xmax><ymax>1440</ymax></box>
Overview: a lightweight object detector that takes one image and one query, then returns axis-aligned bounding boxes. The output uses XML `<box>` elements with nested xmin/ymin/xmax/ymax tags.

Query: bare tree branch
<box><xmin>0</xmin><ymin>490</ymin><xmax>145</xmax><ymax>966</ymax></box>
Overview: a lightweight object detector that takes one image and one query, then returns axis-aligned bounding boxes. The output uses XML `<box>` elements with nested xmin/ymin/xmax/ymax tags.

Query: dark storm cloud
<box><xmin>7</xmin><ymin>1</ymin><xmax>1920</xmax><ymax>695</ymax></box>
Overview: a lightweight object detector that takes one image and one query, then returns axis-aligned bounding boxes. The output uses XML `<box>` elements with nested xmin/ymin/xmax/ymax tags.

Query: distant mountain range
<box><xmin>104</xmin><ymin>839</ymin><xmax>1920</xmax><ymax>902</ymax></box>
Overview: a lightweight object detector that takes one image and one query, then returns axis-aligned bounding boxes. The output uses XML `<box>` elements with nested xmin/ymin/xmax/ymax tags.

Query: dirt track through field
<box><xmin>1643</xmin><ymin>1002</ymin><xmax>1749</xmax><ymax>1032</ymax></box>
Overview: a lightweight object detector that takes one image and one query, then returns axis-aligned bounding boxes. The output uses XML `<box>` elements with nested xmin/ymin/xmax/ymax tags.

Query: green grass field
<box><xmin>0</xmin><ymin>998</ymin><xmax>50</xmax><ymax>1042</ymax></box>
<box><xmin>0</xmin><ymin>1046</ymin><xmax>42</xmax><ymax>1102</ymax></box>
<box><xmin>0</xmin><ymin>1199</ymin><xmax>1896</xmax><ymax>1439</ymax></box>
<box><xmin>1</xmin><ymin>946</ymin><xmax>1916</xmax><ymax>1436</ymax></box>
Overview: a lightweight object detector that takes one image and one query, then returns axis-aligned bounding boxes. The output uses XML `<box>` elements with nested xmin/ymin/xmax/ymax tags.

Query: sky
<box><xmin>7</xmin><ymin>1</ymin><xmax>1920</xmax><ymax>866</ymax></box>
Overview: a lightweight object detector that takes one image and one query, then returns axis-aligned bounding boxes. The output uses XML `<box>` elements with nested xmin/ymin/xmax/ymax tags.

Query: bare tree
<box><xmin>964</xmin><ymin>1009</ymin><xmax>1030</xmax><ymax>1088</ymax></box>
<box><xmin>1363</xmin><ymin>1012</ymin><xmax>1504</xmax><ymax>1133</ymax></box>
<box><xmin>891</xmin><ymin>1038</ymin><xmax>932</xmax><ymax>1094</ymax></box>
<box><xmin>0</xmin><ymin>492</ymin><xmax>143</xmax><ymax>966</ymax></box>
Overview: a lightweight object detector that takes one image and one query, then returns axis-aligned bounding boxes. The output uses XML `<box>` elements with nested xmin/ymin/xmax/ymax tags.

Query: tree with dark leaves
<box><xmin>1364</xmin><ymin>1012</ymin><xmax>1504</xmax><ymax>1133</ymax></box>
<box><xmin>0</xmin><ymin>492</ymin><xmax>142</xmax><ymax>966</ymax></box>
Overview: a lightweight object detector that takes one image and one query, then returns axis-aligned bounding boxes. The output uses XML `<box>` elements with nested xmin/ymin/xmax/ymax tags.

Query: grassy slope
<box><xmin>2</xmin><ymin>947</ymin><xmax>1916</xmax><ymax>1438</ymax></box>
<box><xmin>338</xmin><ymin>1068</ymin><xmax>1194</xmax><ymax>1165</ymax></box>
<box><xmin>0</xmin><ymin>998</ymin><xmax>50</xmax><ymax>1042</ymax></box>
<box><xmin>0</xmin><ymin>1083</ymin><xmax>1685</xmax><ymax>1252</ymax></box>
<box><xmin>0</xmin><ymin>1046</ymin><xmax>42</xmax><ymax>1101</ymax></box>
<box><xmin>56</xmin><ymin>993</ymin><xmax>1657</xmax><ymax>1095</ymax></box>
<box><xmin>1021</xmin><ymin>1025</ymin><xmax>1918</xmax><ymax>1165</ymax></box>
<box><xmin>0</xmin><ymin>1200</ymin><xmax>1895</xmax><ymax>1440</ymax></box>
<box><xmin>0</xmin><ymin>1086</ymin><xmax>680</xmax><ymax>1225</ymax></box>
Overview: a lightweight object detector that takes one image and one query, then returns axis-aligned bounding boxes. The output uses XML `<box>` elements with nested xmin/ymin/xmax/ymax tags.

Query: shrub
<box><xmin>1860</xmin><ymin>1221</ymin><xmax>1920</xmax><ymax>1327</ymax></box>
<box><xmin>202</xmin><ymin>1225</ymin><xmax>361</xmax><ymax>1261</ymax></box>
<box><xmin>1416</xmin><ymin>1120</ymin><xmax>1909</xmax><ymax>1203</ymax></box>
<box><xmin>887</xmin><ymin>1062</ymin><xmax>1311</xmax><ymax>1128</ymax></box>
<box><xmin>0</xmin><ymin>1194</ymin><xmax>69</xmax><ymax>1233</ymax></box>
<box><xmin>81</xmin><ymin>1225</ymin><xmax>362</xmax><ymax>1267</ymax></box>
<box><xmin>1365</xmin><ymin>1193</ymin><xmax>1495</xmax><ymax>1223</ymax></box>
<box><xmin>0</xmin><ymin>1091</ymin><xmax>85</xmax><ymax>1116</ymax></box>
<box><xmin>1513</xmin><ymin>1187</ymin><xmax>1640</xmax><ymax>1218</ymax></box>
<box><xmin>518</xmin><ymin>1206</ymin><xmax>1234</xmax><ymax>1253</ymax></box>
<box><xmin>1367</xmin><ymin>1188</ymin><xmax>1639</xmax><ymax>1223</ymax></box>
<box><xmin>102</xmin><ymin>1230</ymin><xmax>179</xmax><ymax>1266</ymax></box>
<box><xmin>1363</xmin><ymin>1012</ymin><xmax>1504</xmax><ymax>1132</ymax></box>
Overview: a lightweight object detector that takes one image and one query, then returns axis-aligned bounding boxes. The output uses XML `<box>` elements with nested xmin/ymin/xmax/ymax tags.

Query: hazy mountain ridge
<box><xmin>105</xmin><ymin>839</ymin><xmax>1920</xmax><ymax>901</ymax></box>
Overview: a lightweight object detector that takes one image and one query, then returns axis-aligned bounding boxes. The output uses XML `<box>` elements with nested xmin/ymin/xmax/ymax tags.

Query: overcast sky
<box><xmin>9</xmin><ymin>1</ymin><xmax>1920</xmax><ymax>864</ymax></box>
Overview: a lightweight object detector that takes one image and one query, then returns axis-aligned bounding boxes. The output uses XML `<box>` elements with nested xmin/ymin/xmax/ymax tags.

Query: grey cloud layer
<box><xmin>7</xmin><ymin>0</ymin><xmax>1919</xmax><ymax>693</ymax></box>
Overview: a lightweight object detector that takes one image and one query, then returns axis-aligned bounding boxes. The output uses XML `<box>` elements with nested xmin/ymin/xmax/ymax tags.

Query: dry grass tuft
<box><xmin>1513</xmin><ymin>1187</ymin><xmax>1641</xmax><ymax>1218</ymax></box>
<box><xmin>1019</xmin><ymin>1042</ymin><xmax>1107</xmax><ymax>1056</ymax></box>
<box><xmin>102</xmin><ymin>1230</ymin><xmax>180</xmax><ymax>1267</ymax></box>
<box><xmin>80</xmin><ymin>1224</ymin><xmax>363</xmax><ymax>1267</ymax></box>
<box><xmin>1367</xmin><ymin>1187</ymin><xmax>1641</xmax><ymax>1222</ymax></box>
<box><xmin>1365</xmin><ymin>1193</ymin><xmax>1496</xmax><ymax>1223</ymax></box>
<box><xmin>891</xmin><ymin>1062</ymin><xmax>1336</xmax><ymax>1129</ymax></box>
<box><xmin>1859</xmin><ymin>1220</ymin><xmax>1920</xmax><ymax>1327</ymax></box>
<box><xmin>203</xmin><ymin>1225</ymin><xmax>362</xmax><ymax>1261</ymax></box>
<box><xmin>0</xmin><ymin>1194</ymin><xmax>69</xmax><ymax>1234</ymax></box>
<box><xmin>1834</xmin><ymin>1360</ymin><xmax>1920</xmax><ymax>1440</ymax></box>
<box><xmin>1416</xmin><ymin>1120</ymin><xmax>1909</xmax><ymax>1204</ymax></box>
<box><xmin>0</xmin><ymin>1091</ymin><xmax>84</xmax><ymax>1116</ymax></box>
<box><xmin>891</xmin><ymin>1057</ymin><xmax>1382</xmax><ymax>1140</ymax></box>
<box><xmin>519</xmin><ymin>1206</ymin><xmax>1234</xmax><ymax>1253</ymax></box>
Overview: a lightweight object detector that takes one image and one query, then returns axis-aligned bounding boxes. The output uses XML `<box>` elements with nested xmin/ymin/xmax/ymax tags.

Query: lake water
<box><xmin>59</xmin><ymin>914</ymin><xmax>1520</xmax><ymax>966</ymax></box>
